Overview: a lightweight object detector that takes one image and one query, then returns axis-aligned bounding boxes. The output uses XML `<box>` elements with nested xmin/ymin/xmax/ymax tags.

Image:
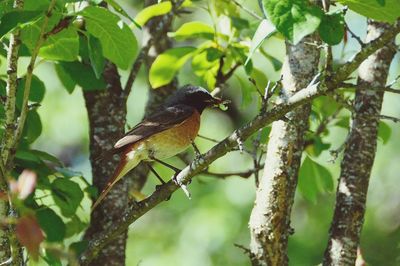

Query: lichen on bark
<box><xmin>248</xmin><ymin>34</ymin><xmax>320</xmax><ymax>266</ymax></box>
<box><xmin>323</xmin><ymin>21</ymin><xmax>397</xmax><ymax>266</ymax></box>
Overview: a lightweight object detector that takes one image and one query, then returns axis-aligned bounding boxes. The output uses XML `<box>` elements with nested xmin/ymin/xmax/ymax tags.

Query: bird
<box><xmin>91</xmin><ymin>85</ymin><xmax>223</xmax><ymax>211</ymax></box>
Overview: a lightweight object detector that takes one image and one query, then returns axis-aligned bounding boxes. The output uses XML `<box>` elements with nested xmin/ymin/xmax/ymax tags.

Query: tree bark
<box><xmin>82</xmin><ymin>1</ymin><xmax>179</xmax><ymax>265</ymax></box>
<box><xmin>323</xmin><ymin>21</ymin><xmax>396</xmax><ymax>266</ymax></box>
<box><xmin>248</xmin><ymin>33</ymin><xmax>320</xmax><ymax>265</ymax></box>
<box><xmin>83</xmin><ymin>63</ymin><xmax>129</xmax><ymax>266</ymax></box>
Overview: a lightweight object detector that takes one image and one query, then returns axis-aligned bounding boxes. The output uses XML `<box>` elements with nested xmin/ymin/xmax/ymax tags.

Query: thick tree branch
<box><xmin>323</xmin><ymin>21</ymin><xmax>397</xmax><ymax>265</ymax></box>
<box><xmin>77</xmin><ymin>22</ymin><xmax>400</xmax><ymax>264</ymax></box>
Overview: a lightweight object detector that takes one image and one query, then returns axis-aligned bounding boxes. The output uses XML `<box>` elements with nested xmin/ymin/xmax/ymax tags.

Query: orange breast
<box><xmin>143</xmin><ymin>110</ymin><xmax>201</xmax><ymax>160</ymax></box>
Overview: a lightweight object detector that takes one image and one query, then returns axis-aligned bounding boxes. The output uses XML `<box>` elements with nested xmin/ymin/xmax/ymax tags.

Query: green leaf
<box><xmin>36</xmin><ymin>207</ymin><xmax>66</xmax><ymax>242</ymax></box>
<box><xmin>337</xmin><ymin>0</ymin><xmax>400</xmax><ymax>23</ymax></box>
<box><xmin>149</xmin><ymin>47</ymin><xmax>196</xmax><ymax>88</ymax></box>
<box><xmin>236</xmin><ymin>76</ymin><xmax>254</xmax><ymax>108</ymax></box>
<box><xmin>65</xmin><ymin>215</ymin><xmax>87</xmax><ymax>238</ymax></box>
<box><xmin>15</xmin><ymin>150</ymin><xmax>42</xmax><ymax>164</ymax></box>
<box><xmin>134</xmin><ymin>1</ymin><xmax>172</xmax><ymax>27</ymax></box>
<box><xmin>262</xmin><ymin>0</ymin><xmax>322</xmax><ymax>44</ymax></box>
<box><xmin>335</xmin><ymin>116</ymin><xmax>350</xmax><ymax>129</ymax></box>
<box><xmin>57</xmin><ymin>61</ymin><xmax>106</xmax><ymax>91</ymax></box>
<box><xmin>245</xmin><ymin>19</ymin><xmax>276</xmax><ymax>65</ymax></box>
<box><xmin>191</xmin><ymin>48</ymin><xmax>221</xmax><ymax>89</ymax></box>
<box><xmin>298</xmin><ymin>156</ymin><xmax>333</xmax><ymax>203</ymax></box>
<box><xmin>39</xmin><ymin>27</ymin><xmax>79</xmax><ymax>61</ymax></box>
<box><xmin>54</xmin><ymin>63</ymin><xmax>76</xmax><ymax>93</ymax></box>
<box><xmin>80</xmin><ymin>6</ymin><xmax>137</xmax><ymax>69</ymax></box>
<box><xmin>318</xmin><ymin>11</ymin><xmax>345</xmax><ymax>45</ymax></box>
<box><xmin>260</xmin><ymin>49</ymin><xmax>282</xmax><ymax>71</ymax></box>
<box><xmin>84</xmin><ymin>186</ymin><xmax>98</xmax><ymax>200</ymax></box>
<box><xmin>23</xmin><ymin>110</ymin><xmax>42</xmax><ymax>144</ymax></box>
<box><xmin>103</xmin><ymin>0</ymin><xmax>139</xmax><ymax>27</ymax></box>
<box><xmin>69</xmin><ymin>241</ymin><xmax>88</xmax><ymax>257</ymax></box>
<box><xmin>16</xmin><ymin>75</ymin><xmax>45</xmax><ymax>110</ymax></box>
<box><xmin>51</xmin><ymin>178</ymin><xmax>84</xmax><ymax>217</ymax></box>
<box><xmin>169</xmin><ymin>21</ymin><xmax>215</xmax><ymax>40</ymax></box>
<box><xmin>88</xmin><ymin>35</ymin><xmax>105</xmax><ymax>79</ymax></box>
<box><xmin>306</xmin><ymin>137</ymin><xmax>331</xmax><ymax>157</ymax></box>
<box><xmin>20</xmin><ymin>13</ymin><xmax>62</xmax><ymax>51</ymax></box>
<box><xmin>231</xmin><ymin>16</ymin><xmax>250</xmax><ymax>30</ymax></box>
<box><xmin>0</xmin><ymin>11</ymin><xmax>42</xmax><ymax>38</ymax></box>
<box><xmin>30</xmin><ymin>150</ymin><xmax>63</xmax><ymax>166</ymax></box>
<box><xmin>51</xmin><ymin>178</ymin><xmax>83</xmax><ymax>217</ymax></box>
<box><xmin>55</xmin><ymin>167</ymin><xmax>83</xmax><ymax>179</ymax></box>
<box><xmin>378</xmin><ymin>121</ymin><xmax>391</xmax><ymax>144</ymax></box>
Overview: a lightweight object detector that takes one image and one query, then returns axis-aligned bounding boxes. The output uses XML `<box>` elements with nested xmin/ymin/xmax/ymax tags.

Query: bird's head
<box><xmin>165</xmin><ymin>85</ymin><xmax>223</xmax><ymax>113</ymax></box>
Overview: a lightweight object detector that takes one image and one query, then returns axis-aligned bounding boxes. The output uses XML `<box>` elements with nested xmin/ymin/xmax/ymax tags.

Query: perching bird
<box><xmin>91</xmin><ymin>85</ymin><xmax>222</xmax><ymax>210</ymax></box>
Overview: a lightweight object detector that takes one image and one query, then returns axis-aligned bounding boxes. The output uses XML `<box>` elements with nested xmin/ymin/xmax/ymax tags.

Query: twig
<box><xmin>380</xmin><ymin>114</ymin><xmax>400</xmax><ymax>123</ymax></box>
<box><xmin>203</xmin><ymin>164</ymin><xmax>264</xmax><ymax>179</ymax></box>
<box><xmin>78</xmin><ymin>19</ymin><xmax>400</xmax><ymax>266</ymax></box>
<box><xmin>339</xmin><ymin>82</ymin><xmax>400</xmax><ymax>94</ymax></box>
<box><xmin>345</xmin><ymin>21</ymin><xmax>365</xmax><ymax>47</ymax></box>
<box><xmin>1</xmin><ymin>0</ymin><xmax>24</xmax><ymax>177</ymax></box>
<box><xmin>231</xmin><ymin>0</ymin><xmax>263</xmax><ymax>20</ymax></box>
<box><xmin>123</xmin><ymin>42</ymin><xmax>152</xmax><ymax>97</ymax></box>
<box><xmin>6</xmin><ymin>0</ymin><xmax>57</xmax><ymax>170</ymax></box>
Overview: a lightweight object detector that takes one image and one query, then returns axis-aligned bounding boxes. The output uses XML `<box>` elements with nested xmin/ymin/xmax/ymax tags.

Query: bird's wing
<box><xmin>114</xmin><ymin>105</ymin><xmax>195</xmax><ymax>149</ymax></box>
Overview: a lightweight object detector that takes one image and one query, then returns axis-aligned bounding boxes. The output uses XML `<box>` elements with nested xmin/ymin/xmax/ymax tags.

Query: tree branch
<box><xmin>5</xmin><ymin>0</ymin><xmax>57</xmax><ymax>170</ymax></box>
<box><xmin>78</xmin><ymin>17</ymin><xmax>400</xmax><ymax>266</ymax></box>
<box><xmin>323</xmin><ymin>21</ymin><xmax>397</xmax><ymax>265</ymax></box>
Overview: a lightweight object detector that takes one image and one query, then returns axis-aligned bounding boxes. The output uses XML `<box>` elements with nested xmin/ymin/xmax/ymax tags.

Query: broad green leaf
<box><xmin>69</xmin><ymin>241</ymin><xmax>88</xmax><ymax>257</ymax></box>
<box><xmin>103</xmin><ymin>0</ymin><xmax>139</xmax><ymax>27</ymax></box>
<box><xmin>231</xmin><ymin>16</ymin><xmax>250</xmax><ymax>30</ymax></box>
<box><xmin>39</xmin><ymin>27</ymin><xmax>79</xmax><ymax>61</ymax></box>
<box><xmin>51</xmin><ymin>178</ymin><xmax>84</xmax><ymax>217</ymax></box>
<box><xmin>169</xmin><ymin>21</ymin><xmax>215</xmax><ymax>40</ymax></box>
<box><xmin>57</xmin><ymin>61</ymin><xmax>106</xmax><ymax>91</ymax></box>
<box><xmin>16</xmin><ymin>75</ymin><xmax>45</xmax><ymax>110</ymax></box>
<box><xmin>134</xmin><ymin>1</ymin><xmax>172</xmax><ymax>27</ymax></box>
<box><xmin>20</xmin><ymin>13</ymin><xmax>62</xmax><ymax>51</ymax></box>
<box><xmin>335</xmin><ymin>116</ymin><xmax>350</xmax><ymax>129</ymax></box>
<box><xmin>319</xmin><ymin>11</ymin><xmax>345</xmax><ymax>45</ymax></box>
<box><xmin>0</xmin><ymin>0</ymin><xmax>13</xmax><ymax>18</ymax></box>
<box><xmin>54</xmin><ymin>63</ymin><xmax>76</xmax><ymax>93</ymax></box>
<box><xmin>298</xmin><ymin>156</ymin><xmax>333</xmax><ymax>203</ymax></box>
<box><xmin>65</xmin><ymin>215</ymin><xmax>87</xmax><ymax>237</ymax></box>
<box><xmin>306</xmin><ymin>137</ymin><xmax>331</xmax><ymax>157</ymax></box>
<box><xmin>149</xmin><ymin>47</ymin><xmax>196</xmax><ymax>88</ymax></box>
<box><xmin>260</xmin><ymin>49</ymin><xmax>282</xmax><ymax>71</ymax></box>
<box><xmin>250</xmin><ymin>68</ymin><xmax>269</xmax><ymax>90</ymax></box>
<box><xmin>192</xmin><ymin>48</ymin><xmax>221</xmax><ymax>89</ymax></box>
<box><xmin>15</xmin><ymin>150</ymin><xmax>42</xmax><ymax>164</ymax></box>
<box><xmin>23</xmin><ymin>110</ymin><xmax>42</xmax><ymax>144</ymax></box>
<box><xmin>88</xmin><ymin>35</ymin><xmax>105</xmax><ymax>79</ymax></box>
<box><xmin>30</xmin><ymin>150</ymin><xmax>62</xmax><ymax>166</ymax></box>
<box><xmin>245</xmin><ymin>19</ymin><xmax>276</xmax><ymax>65</ymax></box>
<box><xmin>378</xmin><ymin>121</ymin><xmax>391</xmax><ymax>144</ymax></box>
<box><xmin>262</xmin><ymin>0</ymin><xmax>322</xmax><ymax>44</ymax></box>
<box><xmin>0</xmin><ymin>11</ymin><xmax>42</xmax><ymax>38</ymax></box>
<box><xmin>337</xmin><ymin>0</ymin><xmax>400</xmax><ymax>23</ymax></box>
<box><xmin>36</xmin><ymin>207</ymin><xmax>66</xmax><ymax>242</ymax></box>
<box><xmin>236</xmin><ymin>76</ymin><xmax>255</xmax><ymax>108</ymax></box>
<box><xmin>81</xmin><ymin>6</ymin><xmax>137</xmax><ymax>69</ymax></box>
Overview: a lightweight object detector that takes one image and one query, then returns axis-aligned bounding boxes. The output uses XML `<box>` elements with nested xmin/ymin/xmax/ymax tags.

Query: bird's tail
<box><xmin>91</xmin><ymin>155</ymin><xmax>141</xmax><ymax>211</ymax></box>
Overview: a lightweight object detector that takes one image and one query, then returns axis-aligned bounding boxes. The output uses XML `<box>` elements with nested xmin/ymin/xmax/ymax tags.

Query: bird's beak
<box><xmin>207</xmin><ymin>96</ymin><xmax>223</xmax><ymax>106</ymax></box>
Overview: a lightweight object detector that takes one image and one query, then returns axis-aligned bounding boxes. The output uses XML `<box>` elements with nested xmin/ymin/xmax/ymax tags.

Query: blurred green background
<box><xmin>4</xmin><ymin>1</ymin><xmax>399</xmax><ymax>265</ymax></box>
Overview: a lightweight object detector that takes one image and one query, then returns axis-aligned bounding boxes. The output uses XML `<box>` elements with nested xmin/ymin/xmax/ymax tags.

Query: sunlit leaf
<box><xmin>81</xmin><ymin>6</ymin><xmax>137</xmax><ymax>69</ymax></box>
<box><xmin>40</xmin><ymin>27</ymin><xmax>79</xmax><ymax>61</ymax></box>
<box><xmin>378</xmin><ymin>121</ymin><xmax>391</xmax><ymax>144</ymax></box>
<box><xmin>149</xmin><ymin>47</ymin><xmax>196</xmax><ymax>88</ymax></box>
<box><xmin>169</xmin><ymin>21</ymin><xmax>215</xmax><ymax>40</ymax></box>
<box><xmin>88</xmin><ymin>35</ymin><xmax>105</xmax><ymax>79</ymax></box>
<box><xmin>261</xmin><ymin>0</ymin><xmax>322</xmax><ymax>44</ymax></box>
<box><xmin>337</xmin><ymin>0</ymin><xmax>400</xmax><ymax>23</ymax></box>
<box><xmin>134</xmin><ymin>1</ymin><xmax>172</xmax><ymax>27</ymax></box>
